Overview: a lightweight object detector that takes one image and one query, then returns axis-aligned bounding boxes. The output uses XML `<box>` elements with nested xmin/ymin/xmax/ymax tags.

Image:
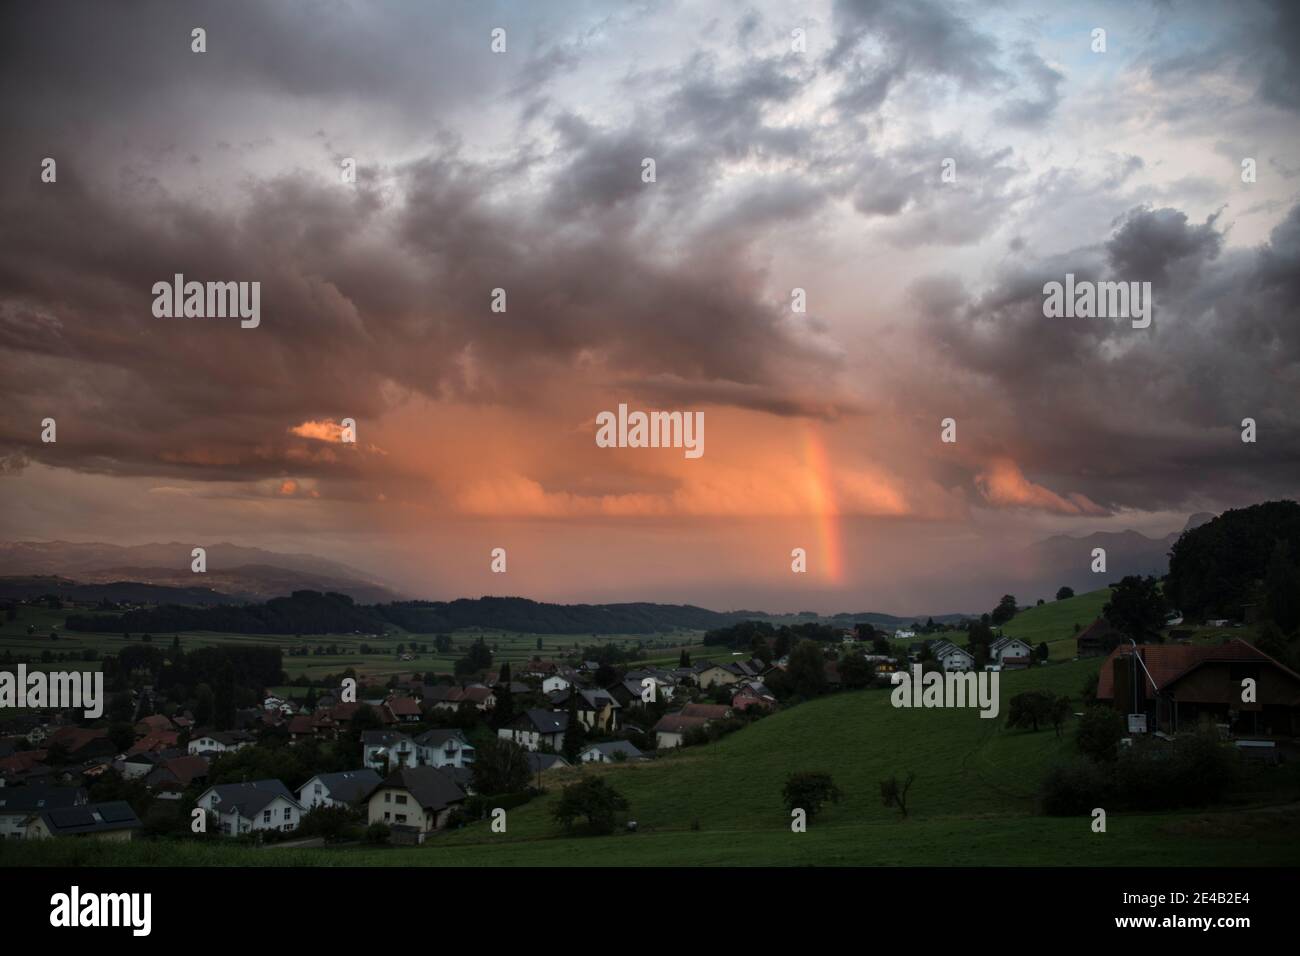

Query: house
<box><xmin>297</xmin><ymin>769</ymin><xmax>382</xmax><ymax>810</ymax></box>
<box><xmin>366</xmin><ymin>766</ymin><xmax>466</xmax><ymax>843</ymax></box>
<box><xmin>895</xmin><ymin>629</ymin><xmax>917</xmax><ymax>640</ymax></box>
<box><xmin>23</xmin><ymin>800</ymin><xmax>142</xmax><ymax>841</ymax></box>
<box><xmin>653</xmin><ymin>713</ymin><xmax>709</xmax><ymax>749</ymax></box>
<box><xmin>383</xmin><ymin>696</ymin><xmax>423</xmax><ymax>723</ymax></box>
<box><xmin>1076</xmin><ymin>618</ymin><xmax>1124</xmax><ymax>658</ymax></box>
<box><xmin>120</xmin><ymin>751</ymin><xmax>162</xmax><ymax>780</ymax></box>
<box><xmin>187</xmin><ymin>730</ymin><xmax>254</xmax><ymax>756</ymax></box>
<box><xmin>144</xmin><ymin>755</ymin><xmax>210</xmax><ymax>797</ymax></box>
<box><xmin>0</xmin><ymin>786</ymin><xmax>87</xmax><ymax>839</ymax></box>
<box><xmin>1096</xmin><ymin>638</ymin><xmax>1300</xmax><ymax>736</ymax></box>
<box><xmin>525</xmin><ymin>752</ymin><xmax>571</xmax><ymax>775</ymax></box>
<box><xmin>731</xmin><ymin>684</ymin><xmax>776</xmax><ymax>712</ymax></box>
<box><xmin>551</xmin><ymin>688</ymin><xmax>621</xmax><ymax>732</ymax></box>
<box><xmin>197</xmin><ymin>779</ymin><xmax>304</xmax><ymax>837</ymax></box>
<box><xmin>427</xmin><ymin>685</ymin><xmax>496</xmax><ymax>713</ymax></box>
<box><xmin>412</xmin><ymin>729</ymin><xmax>476</xmax><ymax>768</ymax></box>
<box><xmin>929</xmin><ymin>640</ymin><xmax>975</xmax><ymax>672</ymax></box>
<box><xmin>578</xmin><ymin>741</ymin><xmax>644</xmax><ymax>763</ymax></box>
<box><xmin>499</xmin><ymin>709</ymin><xmax>568</xmax><ymax>752</ymax></box>
<box><xmin>362</xmin><ymin>731</ymin><xmax>420</xmax><ymax>771</ymax></box>
<box><xmin>133</xmin><ymin>714</ymin><xmax>174</xmax><ymax>736</ymax></box>
<box><xmin>692</xmin><ymin>662</ymin><xmax>741</xmax><ymax>689</ymax></box>
<box><xmin>989</xmin><ymin>637</ymin><xmax>1035</xmax><ymax>667</ymax></box>
<box><xmin>541</xmin><ymin>675</ymin><xmax>571</xmax><ymax>695</ymax></box>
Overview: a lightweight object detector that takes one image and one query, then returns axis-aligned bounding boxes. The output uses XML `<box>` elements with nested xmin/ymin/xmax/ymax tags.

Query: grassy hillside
<box><xmin>1000</xmin><ymin>588</ymin><xmax>1111</xmax><ymax>659</ymax></box>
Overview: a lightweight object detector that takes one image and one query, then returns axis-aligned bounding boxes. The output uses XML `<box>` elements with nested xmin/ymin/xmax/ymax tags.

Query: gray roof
<box><xmin>361</xmin><ymin>731</ymin><xmax>410</xmax><ymax>747</ymax></box>
<box><xmin>580</xmin><ymin>740</ymin><xmax>643</xmax><ymax>759</ymax></box>
<box><xmin>517</xmin><ymin>709</ymin><xmax>568</xmax><ymax>735</ymax></box>
<box><xmin>303</xmin><ymin>769</ymin><xmax>381</xmax><ymax>803</ymax></box>
<box><xmin>413</xmin><ymin>729</ymin><xmax>472</xmax><ymax>749</ymax></box>
<box><xmin>37</xmin><ymin>801</ymin><xmax>141</xmax><ymax>835</ymax></box>
<box><xmin>205</xmin><ymin>779</ymin><xmax>300</xmax><ymax>817</ymax></box>
<box><xmin>376</xmin><ymin>766</ymin><xmax>466</xmax><ymax>812</ymax></box>
<box><xmin>525</xmin><ymin>753</ymin><xmax>570</xmax><ymax>773</ymax></box>
<box><xmin>0</xmin><ymin>786</ymin><xmax>86</xmax><ymax>814</ymax></box>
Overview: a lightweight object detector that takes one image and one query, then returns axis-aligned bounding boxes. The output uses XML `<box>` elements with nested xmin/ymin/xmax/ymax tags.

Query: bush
<box><xmin>1040</xmin><ymin>758</ymin><xmax>1113</xmax><ymax>815</ymax></box>
<box><xmin>551</xmin><ymin>777</ymin><xmax>630</xmax><ymax>835</ymax></box>
<box><xmin>364</xmin><ymin>822</ymin><xmax>391</xmax><ymax>845</ymax></box>
<box><xmin>1076</xmin><ymin>705</ymin><xmax>1125</xmax><ymax>762</ymax></box>
<box><xmin>782</xmin><ymin>771</ymin><xmax>842</xmax><ymax>821</ymax></box>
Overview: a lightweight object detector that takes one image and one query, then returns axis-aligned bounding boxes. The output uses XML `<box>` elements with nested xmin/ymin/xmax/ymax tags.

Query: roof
<box><xmin>35</xmin><ymin>801</ymin><xmax>141</xmax><ymax>836</ymax></box>
<box><xmin>385</xmin><ymin>696</ymin><xmax>422</xmax><ymax>717</ymax></box>
<box><xmin>1096</xmin><ymin>638</ymin><xmax>1300</xmax><ymax>701</ymax></box>
<box><xmin>525</xmin><ymin>753</ymin><xmax>570</xmax><ymax>773</ymax></box>
<box><xmin>580</xmin><ymin>740</ymin><xmax>644</xmax><ymax>759</ymax></box>
<box><xmin>413</xmin><ymin>729</ymin><xmax>472</xmax><ymax>749</ymax></box>
<box><xmin>203</xmin><ymin>779</ymin><xmax>300</xmax><ymax>817</ymax></box>
<box><xmin>374</xmin><ymin>766</ymin><xmax>465</xmax><ymax>812</ymax></box>
<box><xmin>1077</xmin><ymin>617</ymin><xmax>1122</xmax><ymax>645</ymax></box>
<box><xmin>516</xmin><ymin>709</ymin><xmax>568</xmax><ymax>735</ymax></box>
<box><xmin>146</xmin><ymin>755</ymin><xmax>209</xmax><ymax>789</ymax></box>
<box><xmin>361</xmin><ymin>730</ymin><xmax>411</xmax><ymax>748</ymax></box>
<box><xmin>654</xmin><ymin>714</ymin><xmax>709</xmax><ymax>735</ymax></box>
<box><xmin>0</xmin><ymin>786</ymin><xmax>86</xmax><ymax>814</ymax></box>
<box><xmin>303</xmin><ymin>769</ymin><xmax>382</xmax><ymax>803</ymax></box>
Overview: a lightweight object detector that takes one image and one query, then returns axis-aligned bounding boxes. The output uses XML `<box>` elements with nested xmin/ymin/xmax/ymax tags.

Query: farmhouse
<box><xmin>366</xmin><ymin>766</ymin><xmax>466</xmax><ymax>843</ymax></box>
<box><xmin>197</xmin><ymin>779</ymin><xmax>304</xmax><ymax>837</ymax></box>
<box><xmin>1097</xmin><ymin>638</ymin><xmax>1300</xmax><ymax>736</ymax></box>
<box><xmin>412</xmin><ymin>729</ymin><xmax>476</xmax><ymax>768</ymax></box>
<box><xmin>550</xmin><ymin>688</ymin><xmax>621</xmax><ymax>732</ymax></box>
<box><xmin>1076</xmin><ymin>618</ymin><xmax>1124</xmax><ymax>657</ymax></box>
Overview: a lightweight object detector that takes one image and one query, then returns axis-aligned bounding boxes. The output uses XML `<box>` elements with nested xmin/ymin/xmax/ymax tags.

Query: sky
<box><xmin>1</xmin><ymin>0</ymin><xmax>1297</xmax><ymax>615</ymax></box>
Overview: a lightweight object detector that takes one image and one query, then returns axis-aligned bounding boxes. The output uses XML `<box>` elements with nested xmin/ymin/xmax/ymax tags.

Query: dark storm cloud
<box><xmin>910</xmin><ymin>203</ymin><xmax>1300</xmax><ymax>511</ymax></box>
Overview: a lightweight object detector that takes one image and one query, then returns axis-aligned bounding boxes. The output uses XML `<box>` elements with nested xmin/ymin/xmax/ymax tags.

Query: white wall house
<box><xmin>187</xmin><ymin>732</ymin><xmax>252</xmax><ymax>756</ymax></box>
<box><xmin>196</xmin><ymin>780</ymin><xmax>303</xmax><ymax>837</ymax></box>
<box><xmin>989</xmin><ymin>637</ymin><xmax>1034</xmax><ymax>663</ymax></box>
<box><xmin>932</xmin><ymin>641</ymin><xmax>975</xmax><ymax>672</ymax></box>
<box><xmin>541</xmin><ymin>675</ymin><xmax>571</xmax><ymax>694</ymax></box>
<box><xmin>296</xmin><ymin>770</ymin><xmax>381</xmax><ymax>810</ymax></box>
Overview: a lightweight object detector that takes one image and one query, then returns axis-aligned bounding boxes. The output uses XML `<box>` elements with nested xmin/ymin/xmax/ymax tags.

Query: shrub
<box><xmin>782</xmin><ymin>771</ymin><xmax>842</xmax><ymax>821</ymax></box>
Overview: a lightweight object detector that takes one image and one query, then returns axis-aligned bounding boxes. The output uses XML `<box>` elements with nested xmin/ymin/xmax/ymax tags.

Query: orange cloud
<box><xmin>974</xmin><ymin>459</ymin><xmax>1107</xmax><ymax>516</ymax></box>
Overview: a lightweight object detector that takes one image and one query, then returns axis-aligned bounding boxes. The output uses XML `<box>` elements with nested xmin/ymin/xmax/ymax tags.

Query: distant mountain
<box><xmin>0</xmin><ymin>541</ymin><xmax>402</xmax><ymax>604</ymax></box>
<box><xmin>0</xmin><ymin>575</ymin><xmax>245</xmax><ymax>606</ymax></box>
<box><xmin>1023</xmin><ymin>515</ymin><xmax>1217</xmax><ymax>598</ymax></box>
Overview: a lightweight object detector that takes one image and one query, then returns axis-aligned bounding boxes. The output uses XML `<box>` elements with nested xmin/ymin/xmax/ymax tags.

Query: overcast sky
<box><xmin>1</xmin><ymin>0</ymin><xmax>1297</xmax><ymax>614</ymax></box>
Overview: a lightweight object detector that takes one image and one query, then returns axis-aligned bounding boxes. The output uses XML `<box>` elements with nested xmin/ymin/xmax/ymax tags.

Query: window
<box><xmin>395</xmin><ymin>794</ymin><xmax>407</xmax><ymax>805</ymax></box>
<box><xmin>395</xmin><ymin>814</ymin><xmax>407</xmax><ymax>823</ymax></box>
<box><xmin>283</xmin><ymin>807</ymin><xmax>292</xmax><ymax>820</ymax></box>
<box><xmin>263</xmin><ymin>810</ymin><xmax>271</xmax><ymax>823</ymax></box>
<box><xmin>384</xmin><ymin>792</ymin><xmax>391</xmax><ymax>803</ymax></box>
<box><xmin>313</xmin><ymin>783</ymin><xmax>322</xmax><ymax>795</ymax></box>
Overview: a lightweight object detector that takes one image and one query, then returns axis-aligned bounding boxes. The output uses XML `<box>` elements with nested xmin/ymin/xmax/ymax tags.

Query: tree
<box><xmin>781</xmin><ymin>771</ymin><xmax>842</xmax><ymax>821</ymax></box>
<box><xmin>1264</xmin><ymin>539</ymin><xmax>1300</xmax><ymax>634</ymax></box>
<box><xmin>1050</xmin><ymin>695</ymin><xmax>1071</xmax><ymax>738</ymax></box>
<box><xmin>471</xmin><ymin>736</ymin><xmax>531</xmax><ymax>795</ymax></box>
<box><xmin>1036</xmin><ymin>641</ymin><xmax>1050</xmax><ymax>662</ymax></box>
<box><xmin>991</xmin><ymin>595</ymin><xmax>1018</xmax><ymax>626</ymax></box>
<box><xmin>966</xmin><ymin>618</ymin><xmax>995</xmax><ymax>649</ymax></box>
<box><xmin>1056</xmin><ymin>586</ymin><xmax>1075</xmax><ymax>601</ymax></box>
<box><xmin>551</xmin><ymin>777</ymin><xmax>629</xmax><ymax>835</ymax></box>
<box><xmin>678</xmin><ymin>649</ymin><xmax>691</xmax><ymax>667</ymax></box>
<box><xmin>838</xmin><ymin>652</ymin><xmax>873</xmax><ymax>690</ymax></box>
<box><xmin>1103</xmin><ymin>575</ymin><xmax>1168</xmax><ymax>642</ymax></box>
<box><xmin>1006</xmin><ymin>690</ymin><xmax>1056</xmax><ymax>732</ymax></box>
<box><xmin>535</xmin><ymin>637</ymin><xmax>543</xmax><ymax>651</ymax></box>
<box><xmin>1076</xmin><ymin>706</ymin><xmax>1126</xmax><ymax>762</ymax></box>
<box><xmin>880</xmin><ymin>772</ymin><xmax>915</xmax><ymax>818</ymax></box>
<box><xmin>454</xmin><ymin>637</ymin><xmax>493</xmax><ymax>676</ymax></box>
<box><xmin>786</xmin><ymin>639</ymin><xmax>827</xmax><ymax>698</ymax></box>
<box><xmin>561</xmin><ymin>694</ymin><xmax>585</xmax><ymax>763</ymax></box>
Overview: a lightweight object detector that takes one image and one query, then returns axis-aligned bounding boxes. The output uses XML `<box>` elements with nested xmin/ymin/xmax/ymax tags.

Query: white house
<box><xmin>989</xmin><ymin>637</ymin><xmax>1034</xmax><ymax>665</ymax></box>
<box><xmin>541</xmin><ymin>675</ymin><xmax>571</xmax><ymax>694</ymax></box>
<box><xmin>930</xmin><ymin>640</ymin><xmax>975</xmax><ymax>672</ymax></box>
<box><xmin>187</xmin><ymin>731</ymin><xmax>254</xmax><ymax>756</ymax></box>
<box><xmin>894</xmin><ymin>629</ymin><xmax>917</xmax><ymax>640</ymax></box>
<box><xmin>363</xmin><ymin>730</ymin><xmax>477</xmax><ymax>771</ymax></box>
<box><xmin>196</xmin><ymin>780</ymin><xmax>303</xmax><ymax>837</ymax></box>
<box><xmin>296</xmin><ymin>769</ymin><xmax>381</xmax><ymax>810</ymax></box>
<box><xmin>498</xmin><ymin>709</ymin><xmax>567</xmax><ymax>752</ymax></box>
<box><xmin>578</xmin><ymin>741</ymin><xmax>644</xmax><ymax>763</ymax></box>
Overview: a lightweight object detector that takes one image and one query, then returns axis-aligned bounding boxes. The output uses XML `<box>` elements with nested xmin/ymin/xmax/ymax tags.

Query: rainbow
<box><xmin>801</xmin><ymin>423</ymin><xmax>844</xmax><ymax>583</ymax></box>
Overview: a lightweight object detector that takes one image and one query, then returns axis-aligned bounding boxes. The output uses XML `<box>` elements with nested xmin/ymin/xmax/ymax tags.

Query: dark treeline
<box><xmin>67</xmin><ymin>591</ymin><xmax>748</xmax><ymax>636</ymax></box>
<box><xmin>104</xmin><ymin>643</ymin><xmax>284</xmax><ymax>694</ymax></box>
